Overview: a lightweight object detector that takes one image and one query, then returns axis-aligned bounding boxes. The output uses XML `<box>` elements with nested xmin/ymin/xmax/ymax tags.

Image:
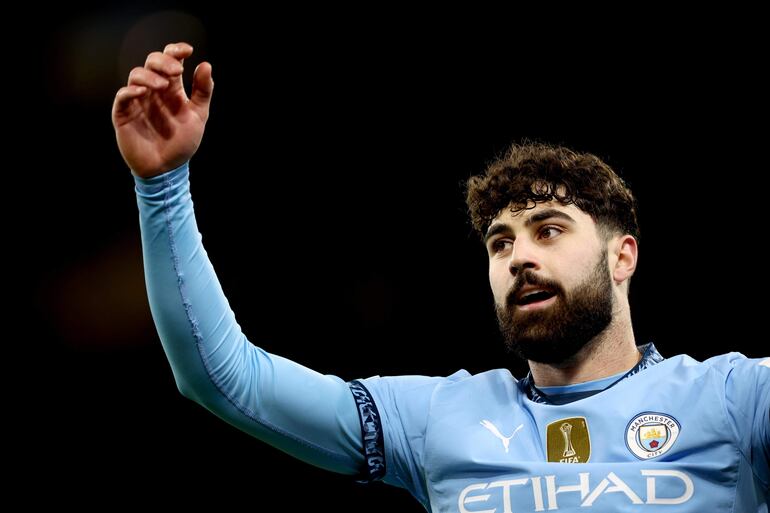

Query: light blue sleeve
<box><xmin>357</xmin><ymin>370</ymin><xmax>471</xmax><ymax>509</ymax></box>
<box><xmin>721</xmin><ymin>353</ymin><xmax>770</xmax><ymax>490</ymax></box>
<box><xmin>133</xmin><ymin>161</ymin><xmax>365</xmax><ymax>475</ymax></box>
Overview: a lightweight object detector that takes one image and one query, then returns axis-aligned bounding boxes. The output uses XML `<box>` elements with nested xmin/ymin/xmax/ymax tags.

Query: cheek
<box><xmin>488</xmin><ymin>266</ymin><xmax>508</xmax><ymax>298</ymax></box>
<box><xmin>563</xmin><ymin>253</ymin><xmax>601</xmax><ymax>287</ymax></box>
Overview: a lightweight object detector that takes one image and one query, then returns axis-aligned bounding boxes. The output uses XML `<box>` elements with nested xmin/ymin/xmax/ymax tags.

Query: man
<box><xmin>113</xmin><ymin>42</ymin><xmax>768</xmax><ymax>511</ymax></box>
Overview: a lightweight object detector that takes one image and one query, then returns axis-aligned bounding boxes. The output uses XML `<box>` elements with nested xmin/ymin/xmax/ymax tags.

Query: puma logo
<box><xmin>480</xmin><ymin>420</ymin><xmax>524</xmax><ymax>453</ymax></box>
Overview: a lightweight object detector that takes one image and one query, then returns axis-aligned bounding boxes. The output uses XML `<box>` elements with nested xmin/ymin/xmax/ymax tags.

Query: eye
<box><xmin>490</xmin><ymin>239</ymin><xmax>512</xmax><ymax>254</ymax></box>
<box><xmin>539</xmin><ymin>226</ymin><xmax>563</xmax><ymax>240</ymax></box>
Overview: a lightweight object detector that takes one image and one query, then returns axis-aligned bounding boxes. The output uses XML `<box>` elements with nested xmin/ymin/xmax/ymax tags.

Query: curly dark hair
<box><xmin>465</xmin><ymin>141</ymin><xmax>640</xmax><ymax>245</ymax></box>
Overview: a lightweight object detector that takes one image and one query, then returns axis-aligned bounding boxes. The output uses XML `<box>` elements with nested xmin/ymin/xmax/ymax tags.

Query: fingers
<box><xmin>143</xmin><ymin>42</ymin><xmax>192</xmax><ymax>94</ymax></box>
<box><xmin>116</xmin><ymin>42</ymin><xmax>201</xmax><ymax>118</ymax></box>
<box><xmin>143</xmin><ymin>52</ymin><xmax>184</xmax><ymax>94</ymax></box>
<box><xmin>127</xmin><ymin>66</ymin><xmax>170</xmax><ymax>90</ymax></box>
<box><xmin>112</xmin><ymin>85</ymin><xmax>148</xmax><ymax>118</ymax></box>
<box><xmin>163</xmin><ymin>42</ymin><xmax>194</xmax><ymax>61</ymax></box>
<box><xmin>145</xmin><ymin>51</ymin><xmax>184</xmax><ymax>77</ymax></box>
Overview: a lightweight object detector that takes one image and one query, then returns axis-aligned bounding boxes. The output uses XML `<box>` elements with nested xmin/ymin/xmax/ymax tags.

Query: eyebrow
<box><xmin>483</xmin><ymin>208</ymin><xmax>577</xmax><ymax>244</ymax></box>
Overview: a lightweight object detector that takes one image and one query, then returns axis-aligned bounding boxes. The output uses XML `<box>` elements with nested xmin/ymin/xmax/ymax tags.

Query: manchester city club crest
<box><xmin>625</xmin><ymin>412</ymin><xmax>681</xmax><ymax>459</ymax></box>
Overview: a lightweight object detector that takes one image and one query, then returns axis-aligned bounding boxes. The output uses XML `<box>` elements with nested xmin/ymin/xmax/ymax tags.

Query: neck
<box><xmin>528</xmin><ymin>308</ymin><xmax>639</xmax><ymax>387</ymax></box>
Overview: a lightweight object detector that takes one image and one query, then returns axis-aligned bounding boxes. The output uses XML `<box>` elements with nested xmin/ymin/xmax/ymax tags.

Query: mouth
<box><xmin>514</xmin><ymin>290</ymin><xmax>557</xmax><ymax>311</ymax></box>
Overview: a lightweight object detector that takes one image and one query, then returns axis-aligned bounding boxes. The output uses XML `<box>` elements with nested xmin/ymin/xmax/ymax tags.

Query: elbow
<box><xmin>175</xmin><ymin>379</ymin><xmax>200</xmax><ymax>403</ymax></box>
<box><xmin>175</xmin><ymin>376</ymin><xmax>222</xmax><ymax>408</ymax></box>
<box><xmin>174</xmin><ymin>376</ymin><xmax>232</xmax><ymax>415</ymax></box>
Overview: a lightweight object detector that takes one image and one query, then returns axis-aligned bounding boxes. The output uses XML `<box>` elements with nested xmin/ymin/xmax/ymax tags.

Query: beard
<box><xmin>495</xmin><ymin>247</ymin><xmax>614</xmax><ymax>365</ymax></box>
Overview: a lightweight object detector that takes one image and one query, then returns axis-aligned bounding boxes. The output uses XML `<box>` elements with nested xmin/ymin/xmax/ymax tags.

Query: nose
<box><xmin>507</xmin><ymin>238</ymin><xmax>540</xmax><ymax>277</ymax></box>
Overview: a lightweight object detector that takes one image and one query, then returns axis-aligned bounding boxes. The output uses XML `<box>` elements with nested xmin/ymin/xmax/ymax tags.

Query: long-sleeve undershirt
<box><xmin>134</xmin><ymin>161</ymin><xmax>366</xmax><ymax>476</ymax></box>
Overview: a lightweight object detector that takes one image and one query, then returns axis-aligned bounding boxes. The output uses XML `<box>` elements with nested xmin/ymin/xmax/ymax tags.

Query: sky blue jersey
<box><xmin>134</xmin><ymin>162</ymin><xmax>769</xmax><ymax>512</ymax></box>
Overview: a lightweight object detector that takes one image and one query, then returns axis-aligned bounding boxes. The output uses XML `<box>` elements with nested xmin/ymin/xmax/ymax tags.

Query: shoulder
<box><xmin>353</xmin><ymin>369</ymin><xmax>472</xmax><ymax>407</ymax></box>
<box><xmin>428</xmin><ymin>368</ymin><xmax>522</xmax><ymax>407</ymax></box>
<box><xmin>648</xmin><ymin>352</ymin><xmax>770</xmax><ymax>391</ymax></box>
<box><xmin>355</xmin><ymin>368</ymin><xmax>519</xmax><ymax>405</ymax></box>
<box><xmin>434</xmin><ymin>367</ymin><xmax>516</xmax><ymax>389</ymax></box>
<box><xmin>694</xmin><ymin>351</ymin><xmax>769</xmax><ymax>379</ymax></box>
<box><xmin>356</xmin><ymin>368</ymin><xmax>472</xmax><ymax>391</ymax></box>
<box><xmin>647</xmin><ymin>351</ymin><xmax>765</xmax><ymax>373</ymax></box>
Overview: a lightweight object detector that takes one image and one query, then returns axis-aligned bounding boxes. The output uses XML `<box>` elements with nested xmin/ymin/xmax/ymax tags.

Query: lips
<box><xmin>514</xmin><ymin>287</ymin><xmax>557</xmax><ymax>306</ymax></box>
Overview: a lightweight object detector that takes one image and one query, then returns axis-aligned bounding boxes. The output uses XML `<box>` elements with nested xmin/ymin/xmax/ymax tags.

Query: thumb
<box><xmin>190</xmin><ymin>62</ymin><xmax>214</xmax><ymax>114</ymax></box>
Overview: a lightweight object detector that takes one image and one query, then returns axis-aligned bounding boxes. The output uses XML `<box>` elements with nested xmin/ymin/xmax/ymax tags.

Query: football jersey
<box><xmin>134</xmin><ymin>161</ymin><xmax>769</xmax><ymax>512</ymax></box>
<box><xmin>356</xmin><ymin>352</ymin><xmax>769</xmax><ymax>511</ymax></box>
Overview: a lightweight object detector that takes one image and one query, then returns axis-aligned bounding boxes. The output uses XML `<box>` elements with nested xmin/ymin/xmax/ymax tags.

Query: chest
<box><xmin>421</xmin><ymin>373</ymin><xmax>740</xmax><ymax>511</ymax></box>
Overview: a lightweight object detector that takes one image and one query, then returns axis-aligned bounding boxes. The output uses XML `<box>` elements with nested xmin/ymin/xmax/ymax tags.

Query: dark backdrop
<box><xmin>28</xmin><ymin>4</ymin><xmax>766</xmax><ymax>511</ymax></box>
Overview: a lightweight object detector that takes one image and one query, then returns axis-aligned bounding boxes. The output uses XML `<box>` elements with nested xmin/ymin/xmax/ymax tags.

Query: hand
<box><xmin>111</xmin><ymin>42</ymin><xmax>214</xmax><ymax>179</ymax></box>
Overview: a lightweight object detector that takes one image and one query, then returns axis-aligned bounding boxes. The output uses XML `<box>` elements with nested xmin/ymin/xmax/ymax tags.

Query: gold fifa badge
<box><xmin>546</xmin><ymin>417</ymin><xmax>591</xmax><ymax>463</ymax></box>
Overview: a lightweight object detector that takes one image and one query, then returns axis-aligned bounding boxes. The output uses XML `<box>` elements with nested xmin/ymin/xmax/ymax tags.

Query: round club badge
<box><xmin>625</xmin><ymin>412</ymin><xmax>681</xmax><ymax>459</ymax></box>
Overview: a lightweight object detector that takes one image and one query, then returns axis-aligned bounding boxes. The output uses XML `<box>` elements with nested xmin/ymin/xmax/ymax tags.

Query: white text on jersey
<box><xmin>458</xmin><ymin>470</ymin><xmax>694</xmax><ymax>511</ymax></box>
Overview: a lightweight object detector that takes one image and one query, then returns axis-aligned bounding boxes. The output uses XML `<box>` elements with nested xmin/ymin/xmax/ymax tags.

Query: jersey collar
<box><xmin>519</xmin><ymin>342</ymin><xmax>665</xmax><ymax>405</ymax></box>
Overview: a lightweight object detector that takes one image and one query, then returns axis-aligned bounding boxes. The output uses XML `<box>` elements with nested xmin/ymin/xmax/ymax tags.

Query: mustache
<box><xmin>506</xmin><ymin>270</ymin><xmax>562</xmax><ymax>307</ymax></box>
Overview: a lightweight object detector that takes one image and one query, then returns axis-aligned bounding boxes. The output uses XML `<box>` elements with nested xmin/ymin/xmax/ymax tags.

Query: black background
<box><xmin>26</xmin><ymin>4</ymin><xmax>767</xmax><ymax>510</ymax></box>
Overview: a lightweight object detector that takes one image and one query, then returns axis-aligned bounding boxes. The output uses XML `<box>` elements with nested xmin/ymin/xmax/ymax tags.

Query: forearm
<box><xmin>134</xmin><ymin>162</ymin><xmax>364</xmax><ymax>474</ymax></box>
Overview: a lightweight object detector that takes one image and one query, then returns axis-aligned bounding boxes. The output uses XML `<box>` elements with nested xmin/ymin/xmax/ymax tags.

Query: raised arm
<box><xmin>112</xmin><ymin>43</ymin><xmax>365</xmax><ymax>476</ymax></box>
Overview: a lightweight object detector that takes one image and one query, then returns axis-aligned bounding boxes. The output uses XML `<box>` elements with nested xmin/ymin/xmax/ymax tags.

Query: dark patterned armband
<box><xmin>348</xmin><ymin>380</ymin><xmax>386</xmax><ymax>482</ymax></box>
